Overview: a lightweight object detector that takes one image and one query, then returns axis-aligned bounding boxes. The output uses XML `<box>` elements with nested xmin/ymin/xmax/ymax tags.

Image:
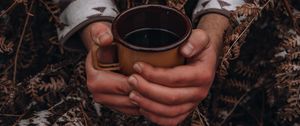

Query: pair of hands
<box><xmin>81</xmin><ymin>14</ymin><xmax>228</xmax><ymax>126</ymax></box>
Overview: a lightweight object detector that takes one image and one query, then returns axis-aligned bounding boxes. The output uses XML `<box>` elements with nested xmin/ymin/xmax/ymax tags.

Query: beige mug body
<box><xmin>117</xmin><ymin>43</ymin><xmax>184</xmax><ymax>75</ymax></box>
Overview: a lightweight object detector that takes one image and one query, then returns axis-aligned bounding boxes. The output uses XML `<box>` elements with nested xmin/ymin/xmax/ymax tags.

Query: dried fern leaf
<box><xmin>53</xmin><ymin>107</ymin><xmax>85</xmax><ymax>126</ymax></box>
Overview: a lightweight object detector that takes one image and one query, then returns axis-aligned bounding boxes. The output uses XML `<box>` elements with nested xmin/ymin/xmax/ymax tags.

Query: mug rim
<box><xmin>112</xmin><ymin>4</ymin><xmax>192</xmax><ymax>52</ymax></box>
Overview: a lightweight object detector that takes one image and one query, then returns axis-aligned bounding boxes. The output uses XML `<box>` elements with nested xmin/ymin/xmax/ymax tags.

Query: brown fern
<box><xmin>227</xmin><ymin>79</ymin><xmax>252</xmax><ymax>92</ymax></box>
<box><xmin>39</xmin><ymin>75</ymin><xmax>66</xmax><ymax>92</ymax></box>
<box><xmin>0</xmin><ymin>75</ymin><xmax>15</xmax><ymax>110</ymax></box>
<box><xmin>278</xmin><ymin>91</ymin><xmax>300</xmax><ymax>122</ymax></box>
<box><xmin>218</xmin><ymin>1</ymin><xmax>268</xmax><ymax>78</ymax></box>
<box><xmin>272</xmin><ymin>26</ymin><xmax>300</xmax><ymax>124</ymax></box>
<box><xmin>219</xmin><ymin>95</ymin><xmax>240</xmax><ymax>106</ymax></box>
<box><xmin>0</xmin><ymin>36</ymin><xmax>14</xmax><ymax>54</ymax></box>
<box><xmin>53</xmin><ymin>107</ymin><xmax>85</xmax><ymax>125</ymax></box>
<box><xmin>25</xmin><ymin>74</ymin><xmax>42</xmax><ymax>101</ymax></box>
<box><xmin>234</xmin><ymin>62</ymin><xmax>260</xmax><ymax>79</ymax></box>
<box><xmin>234</xmin><ymin>3</ymin><xmax>261</xmax><ymax>17</ymax></box>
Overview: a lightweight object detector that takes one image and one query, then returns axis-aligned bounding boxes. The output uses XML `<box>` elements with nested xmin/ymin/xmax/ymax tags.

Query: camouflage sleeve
<box><xmin>192</xmin><ymin>0</ymin><xmax>244</xmax><ymax>23</ymax></box>
<box><xmin>55</xmin><ymin>0</ymin><xmax>118</xmax><ymax>51</ymax></box>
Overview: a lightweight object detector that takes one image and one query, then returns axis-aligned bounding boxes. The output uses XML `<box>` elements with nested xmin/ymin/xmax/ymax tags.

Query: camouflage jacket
<box><xmin>54</xmin><ymin>0</ymin><xmax>244</xmax><ymax>51</ymax></box>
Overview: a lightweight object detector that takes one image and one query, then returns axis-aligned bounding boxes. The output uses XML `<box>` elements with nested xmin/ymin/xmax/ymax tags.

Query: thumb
<box><xmin>180</xmin><ymin>29</ymin><xmax>210</xmax><ymax>58</ymax></box>
<box><xmin>89</xmin><ymin>22</ymin><xmax>113</xmax><ymax>46</ymax></box>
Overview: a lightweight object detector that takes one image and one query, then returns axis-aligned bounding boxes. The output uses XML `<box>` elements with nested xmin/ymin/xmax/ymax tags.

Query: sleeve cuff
<box><xmin>192</xmin><ymin>0</ymin><xmax>245</xmax><ymax>24</ymax></box>
<box><xmin>193</xmin><ymin>9</ymin><xmax>231</xmax><ymax>24</ymax></box>
<box><xmin>57</xmin><ymin>0</ymin><xmax>118</xmax><ymax>51</ymax></box>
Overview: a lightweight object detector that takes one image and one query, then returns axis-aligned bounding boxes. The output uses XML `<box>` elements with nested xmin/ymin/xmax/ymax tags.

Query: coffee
<box><xmin>124</xmin><ymin>28</ymin><xmax>180</xmax><ymax>48</ymax></box>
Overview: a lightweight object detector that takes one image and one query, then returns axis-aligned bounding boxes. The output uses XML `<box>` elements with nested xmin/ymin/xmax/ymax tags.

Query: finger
<box><xmin>89</xmin><ymin>22</ymin><xmax>113</xmax><ymax>46</ymax></box>
<box><xmin>87</xmin><ymin>71</ymin><xmax>131</xmax><ymax>95</ymax></box>
<box><xmin>133</xmin><ymin>62</ymin><xmax>215</xmax><ymax>87</ymax></box>
<box><xmin>86</xmin><ymin>51</ymin><xmax>99</xmax><ymax>76</ymax></box>
<box><xmin>140</xmin><ymin>109</ymin><xmax>191</xmax><ymax>126</ymax></box>
<box><xmin>180</xmin><ymin>29</ymin><xmax>210</xmax><ymax>58</ymax></box>
<box><xmin>86</xmin><ymin>53</ymin><xmax>131</xmax><ymax>95</ymax></box>
<box><xmin>94</xmin><ymin>94</ymin><xmax>138</xmax><ymax>108</ymax></box>
<box><xmin>129</xmin><ymin>91</ymin><xmax>196</xmax><ymax>117</ymax></box>
<box><xmin>109</xmin><ymin>106</ymin><xmax>141</xmax><ymax>116</ymax></box>
<box><xmin>128</xmin><ymin>75</ymin><xmax>208</xmax><ymax>105</ymax></box>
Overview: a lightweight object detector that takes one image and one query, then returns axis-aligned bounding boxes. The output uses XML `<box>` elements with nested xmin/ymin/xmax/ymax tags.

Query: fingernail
<box><xmin>129</xmin><ymin>91</ymin><xmax>139</xmax><ymax>100</ymax></box>
<box><xmin>182</xmin><ymin>43</ymin><xmax>194</xmax><ymax>57</ymax></box>
<box><xmin>129</xmin><ymin>92</ymin><xmax>139</xmax><ymax>106</ymax></box>
<box><xmin>133</xmin><ymin>63</ymin><xmax>142</xmax><ymax>73</ymax></box>
<box><xmin>92</xmin><ymin>31</ymin><xmax>111</xmax><ymax>45</ymax></box>
<box><xmin>128</xmin><ymin>76</ymin><xmax>138</xmax><ymax>88</ymax></box>
<box><xmin>99</xmin><ymin>32</ymin><xmax>111</xmax><ymax>43</ymax></box>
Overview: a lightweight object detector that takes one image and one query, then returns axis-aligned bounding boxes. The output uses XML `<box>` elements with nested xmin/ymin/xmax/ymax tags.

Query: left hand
<box><xmin>81</xmin><ymin>22</ymin><xmax>140</xmax><ymax>115</ymax></box>
<box><xmin>127</xmin><ymin>14</ymin><xmax>229</xmax><ymax>126</ymax></box>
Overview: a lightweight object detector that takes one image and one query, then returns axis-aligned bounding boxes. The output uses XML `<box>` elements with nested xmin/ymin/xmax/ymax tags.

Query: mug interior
<box><xmin>112</xmin><ymin>5</ymin><xmax>192</xmax><ymax>51</ymax></box>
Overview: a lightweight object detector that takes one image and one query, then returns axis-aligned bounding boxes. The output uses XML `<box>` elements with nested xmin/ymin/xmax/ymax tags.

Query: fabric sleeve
<box><xmin>192</xmin><ymin>0</ymin><xmax>245</xmax><ymax>23</ymax></box>
<box><xmin>54</xmin><ymin>0</ymin><xmax>119</xmax><ymax>51</ymax></box>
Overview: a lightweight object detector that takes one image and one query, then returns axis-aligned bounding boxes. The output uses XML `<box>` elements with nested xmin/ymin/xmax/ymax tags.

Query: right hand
<box><xmin>81</xmin><ymin>22</ymin><xmax>140</xmax><ymax>115</ymax></box>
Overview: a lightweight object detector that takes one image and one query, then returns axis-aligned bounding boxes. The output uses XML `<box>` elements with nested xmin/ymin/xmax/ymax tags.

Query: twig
<box><xmin>0</xmin><ymin>1</ymin><xmax>18</xmax><ymax>17</ymax></box>
<box><xmin>0</xmin><ymin>113</ymin><xmax>21</xmax><ymax>117</ymax></box>
<box><xmin>282</xmin><ymin>0</ymin><xmax>295</xmax><ymax>22</ymax></box>
<box><xmin>48</xmin><ymin>99</ymin><xmax>65</xmax><ymax>111</ymax></box>
<box><xmin>0</xmin><ymin>64</ymin><xmax>13</xmax><ymax>75</ymax></box>
<box><xmin>282</xmin><ymin>0</ymin><xmax>300</xmax><ymax>34</ymax></box>
<box><xmin>219</xmin><ymin>74</ymin><xmax>267</xmax><ymax>125</ymax></box>
<box><xmin>12</xmin><ymin>0</ymin><xmax>34</xmax><ymax>86</ymax></box>
<box><xmin>219</xmin><ymin>91</ymin><xmax>249</xmax><ymax>125</ymax></box>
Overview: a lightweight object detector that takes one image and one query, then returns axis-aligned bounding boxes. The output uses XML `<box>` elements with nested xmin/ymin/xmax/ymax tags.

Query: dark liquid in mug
<box><xmin>124</xmin><ymin>28</ymin><xmax>180</xmax><ymax>48</ymax></box>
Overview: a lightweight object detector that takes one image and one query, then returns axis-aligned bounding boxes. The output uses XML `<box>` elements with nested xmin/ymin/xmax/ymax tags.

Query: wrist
<box><xmin>196</xmin><ymin>13</ymin><xmax>229</xmax><ymax>56</ymax></box>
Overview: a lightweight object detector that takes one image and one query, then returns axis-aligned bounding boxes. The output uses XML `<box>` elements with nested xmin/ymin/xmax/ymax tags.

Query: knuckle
<box><xmin>142</xmin><ymin>70</ymin><xmax>152</xmax><ymax>79</ymax></box>
<box><xmin>195</xmin><ymin>29</ymin><xmax>208</xmax><ymax>37</ymax></box>
<box><xmin>167</xmin><ymin>94</ymin><xmax>179</xmax><ymax>104</ymax></box>
<box><xmin>197</xmin><ymin>90</ymin><xmax>209</xmax><ymax>101</ymax></box>
<box><xmin>173</xmin><ymin>75</ymin><xmax>185</xmax><ymax>84</ymax></box>
<box><xmin>165</xmin><ymin>74</ymin><xmax>175</xmax><ymax>84</ymax></box>
<box><xmin>194</xmin><ymin>29</ymin><xmax>209</xmax><ymax>43</ymax></box>
<box><xmin>174</xmin><ymin>71</ymin><xmax>197</xmax><ymax>84</ymax></box>
<box><xmin>199</xmin><ymin>70</ymin><xmax>215</xmax><ymax>85</ymax></box>
<box><xmin>142</xmin><ymin>66</ymin><xmax>156</xmax><ymax>78</ymax></box>
<box><xmin>115</xmin><ymin>83</ymin><xmax>129</xmax><ymax>94</ymax></box>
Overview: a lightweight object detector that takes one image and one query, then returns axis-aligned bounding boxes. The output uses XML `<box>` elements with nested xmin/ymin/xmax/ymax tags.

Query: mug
<box><xmin>92</xmin><ymin>4</ymin><xmax>192</xmax><ymax>75</ymax></box>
